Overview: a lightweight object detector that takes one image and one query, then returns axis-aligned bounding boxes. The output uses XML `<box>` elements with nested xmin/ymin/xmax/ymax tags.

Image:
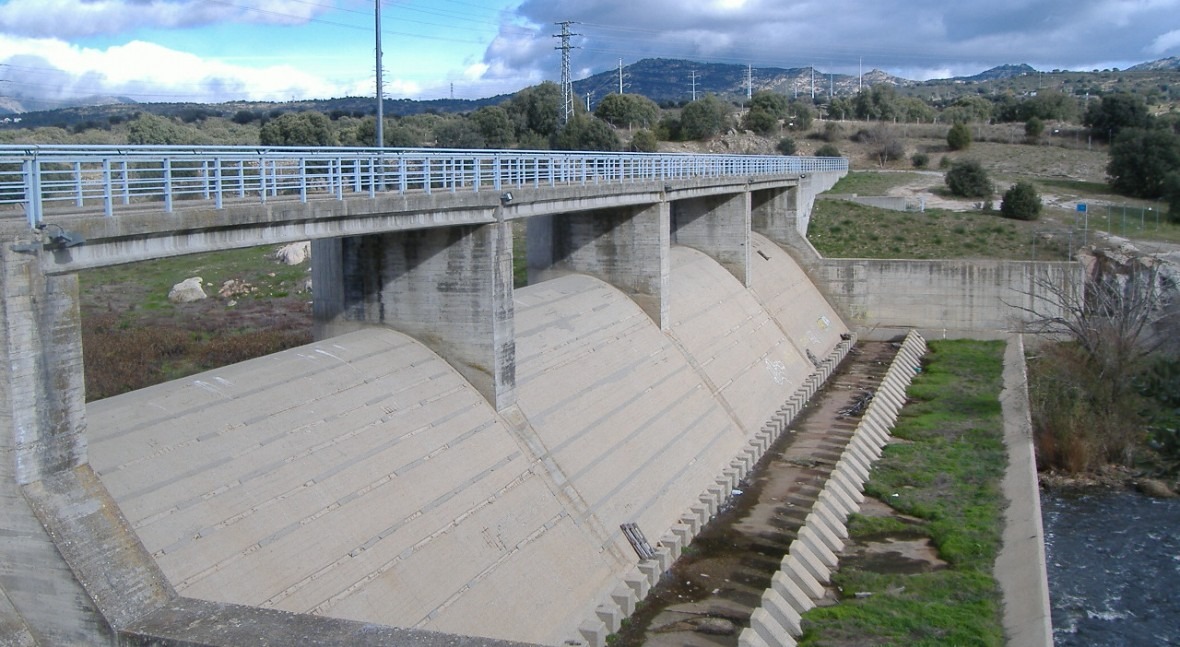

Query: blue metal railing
<box><xmin>0</xmin><ymin>145</ymin><xmax>848</xmax><ymax>227</ymax></box>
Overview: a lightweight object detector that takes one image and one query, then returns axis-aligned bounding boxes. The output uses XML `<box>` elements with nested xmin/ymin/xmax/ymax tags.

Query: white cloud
<box><xmin>0</xmin><ymin>0</ymin><xmax>327</xmax><ymax>39</ymax></box>
<box><xmin>0</xmin><ymin>34</ymin><xmax>347</xmax><ymax>102</ymax></box>
<box><xmin>1147</xmin><ymin>29</ymin><xmax>1180</xmax><ymax>55</ymax></box>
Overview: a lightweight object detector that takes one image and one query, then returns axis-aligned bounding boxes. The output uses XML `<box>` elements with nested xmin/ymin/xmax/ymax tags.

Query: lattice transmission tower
<box><xmin>553</xmin><ymin>21</ymin><xmax>580</xmax><ymax>126</ymax></box>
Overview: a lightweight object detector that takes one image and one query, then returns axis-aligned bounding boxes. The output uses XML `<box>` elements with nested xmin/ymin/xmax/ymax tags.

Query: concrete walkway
<box><xmin>996</xmin><ymin>335</ymin><xmax>1054</xmax><ymax>647</ymax></box>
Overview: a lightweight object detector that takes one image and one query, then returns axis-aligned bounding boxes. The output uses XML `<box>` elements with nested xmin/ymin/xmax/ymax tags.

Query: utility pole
<box><xmin>811</xmin><ymin>66</ymin><xmax>815</xmax><ymax>100</ymax></box>
<box><xmin>586</xmin><ymin>92</ymin><xmax>591</xmax><ymax>111</ymax></box>
<box><xmin>747</xmin><ymin>64</ymin><xmax>753</xmax><ymax>100</ymax></box>
<box><xmin>691</xmin><ymin>70</ymin><xmax>698</xmax><ymax>101</ymax></box>
<box><xmin>618</xmin><ymin>59</ymin><xmax>625</xmax><ymax>94</ymax></box>
<box><xmin>554</xmin><ymin>21</ymin><xmax>579</xmax><ymax>126</ymax></box>
<box><xmin>374</xmin><ymin>0</ymin><xmax>383</xmax><ymax>148</ymax></box>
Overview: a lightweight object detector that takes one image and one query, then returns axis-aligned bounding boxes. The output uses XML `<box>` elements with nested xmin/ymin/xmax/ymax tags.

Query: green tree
<box><xmin>126</xmin><ymin>113</ymin><xmax>191</xmax><ymax>145</ymax></box>
<box><xmin>749</xmin><ymin>91</ymin><xmax>789</xmax><ymax>118</ymax></box>
<box><xmin>470</xmin><ymin>106</ymin><xmax>514</xmax><ymax>148</ymax></box>
<box><xmin>743</xmin><ymin>108</ymin><xmax>778</xmax><ymax>136</ymax></box>
<box><xmin>629</xmin><ymin>129</ymin><xmax>659</xmax><ymax>152</ymax></box>
<box><xmin>259</xmin><ymin>111</ymin><xmax>335</xmax><ymax>146</ymax></box>
<box><xmin>506</xmin><ymin>82</ymin><xmax>563</xmax><ymax>140</ymax></box>
<box><xmin>1084</xmin><ymin>92</ymin><xmax>1152</xmax><ymax>141</ymax></box>
<box><xmin>1107</xmin><ymin>128</ymin><xmax>1180</xmax><ymax>198</ymax></box>
<box><xmin>947</xmin><ymin>122</ymin><xmax>972</xmax><ymax>151</ymax></box>
<box><xmin>785</xmin><ymin>100</ymin><xmax>813</xmax><ymax>131</ymax></box>
<box><xmin>1000</xmin><ymin>182</ymin><xmax>1042</xmax><ymax>220</ymax></box>
<box><xmin>551</xmin><ymin>114</ymin><xmax>620</xmax><ymax>151</ymax></box>
<box><xmin>852</xmin><ymin>85</ymin><xmax>900</xmax><ymax>121</ymax></box>
<box><xmin>434</xmin><ymin>118</ymin><xmax>485</xmax><ymax>148</ymax></box>
<box><xmin>945</xmin><ymin>159</ymin><xmax>992</xmax><ymax>198</ymax></box>
<box><xmin>776</xmin><ymin>137</ymin><xmax>796</xmax><ymax>155</ymax></box>
<box><xmin>679</xmin><ymin>94</ymin><xmax>731</xmax><ymax>140</ymax></box>
<box><xmin>942</xmin><ymin>95</ymin><xmax>993</xmax><ymax>124</ymax></box>
<box><xmin>594</xmin><ymin>93</ymin><xmax>659</xmax><ymax>129</ymax></box>
<box><xmin>1165</xmin><ymin>172</ymin><xmax>1180</xmax><ymax>224</ymax></box>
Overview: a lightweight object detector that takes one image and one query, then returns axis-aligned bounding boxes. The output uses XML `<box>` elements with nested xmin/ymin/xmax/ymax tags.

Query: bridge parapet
<box><xmin>0</xmin><ymin>145</ymin><xmax>847</xmax><ymax>227</ymax></box>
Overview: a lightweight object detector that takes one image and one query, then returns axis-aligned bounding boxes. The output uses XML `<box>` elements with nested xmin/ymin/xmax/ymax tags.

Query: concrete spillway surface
<box><xmin>85</xmin><ymin>235</ymin><xmax>850</xmax><ymax>645</ymax></box>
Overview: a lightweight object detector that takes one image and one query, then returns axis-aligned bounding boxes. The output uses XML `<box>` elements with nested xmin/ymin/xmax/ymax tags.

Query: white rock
<box><xmin>168</xmin><ymin>277</ymin><xmax>206</xmax><ymax>303</ymax></box>
<box><xmin>274</xmin><ymin>241</ymin><xmax>311</xmax><ymax>265</ymax></box>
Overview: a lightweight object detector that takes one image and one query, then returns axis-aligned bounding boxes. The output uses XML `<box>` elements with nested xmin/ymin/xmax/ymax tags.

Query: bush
<box><xmin>776</xmin><ymin>137</ymin><xmax>797</xmax><ymax>155</ymax></box>
<box><xmin>1107</xmin><ymin>127</ymin><xmax>1180</xmax><ymax>198</ymax></box>
<box><xmin>629</xmin><ymin>129</ymin><xmax>658</xmax><ymax>152</ymax></box>
<box><xmin>945</xmin><ymin>159</ymin><xmax>992</xmax><ymax>198</ymax></box>
<box><xmin>947</xmin><ymin>122</ymin><xmax>972</xmax><ymax>151</ymax></box>
<box><xmin>815</xmin><ymin>143</ymin><xmax>841</xmax><ymax>157</ymax></box>
<box><xmin>1000</xmin><ymin>182</ymin><xmax>1042</xmax><ymax>220</ymax></box>
<box><xmin>911</xmin><ymin>152</ymin><xmax>930</xmax><ymax>168</ymax></box>
<box><xmin>1025</xmin><ymin>116</ymin><xmax>1045</xmax><ymax>141</ymax></box>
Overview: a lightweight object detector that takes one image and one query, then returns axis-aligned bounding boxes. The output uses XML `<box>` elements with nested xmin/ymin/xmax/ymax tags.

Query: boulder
<box><xmin>274</xmin><ymin>241</ymin><xmax>311</xmax><ymax>265</ymax></box>
<box><xmin>168</xmin><ymin>277</ymin><xmax>206</xmax><ymax>303</ymax></box>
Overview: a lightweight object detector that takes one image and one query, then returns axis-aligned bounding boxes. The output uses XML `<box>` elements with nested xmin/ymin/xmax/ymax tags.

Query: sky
<box><xmin>0</xmin><ymin>0</ymin><xmax>1178</xmax><ymax>107</ymax></box>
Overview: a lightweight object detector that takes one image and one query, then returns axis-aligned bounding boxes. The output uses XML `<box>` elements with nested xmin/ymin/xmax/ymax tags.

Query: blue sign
<box><xmin>1077</xmin><ymin>203</ymin><xmax>1087</xmax><ymax>213</ymax></box>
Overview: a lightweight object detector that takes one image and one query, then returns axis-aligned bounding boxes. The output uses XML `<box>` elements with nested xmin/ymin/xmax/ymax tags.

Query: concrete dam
<box><xmin>0</xmin><ymin>146</ymin><xmax>1070</xmax><ymax>646</ymax></box>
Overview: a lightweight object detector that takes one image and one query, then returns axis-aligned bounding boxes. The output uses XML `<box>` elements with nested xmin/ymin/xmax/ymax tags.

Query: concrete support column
<box><xmin>751</xmin><ymin>184</ymin><xmax>799</xmax><ymax>247</ymax></box>
<box><xmin>527</xmin><ymin>202</ymin><xmax>670</xmax><ymax>329</ymax></box>
<box><xmin>0</xmin><ymin>241</ymin><xmax>111</xmax><ymax>643</ymax></box>
<box><xmin>672</xmin><ymin>192</ymin><xmax>751</xmax><ymax>287</ymax></box>
<box><xmin>317</xmin><ymin>221</ymin><xmax>517</xmax><ymax>411</ymax></box>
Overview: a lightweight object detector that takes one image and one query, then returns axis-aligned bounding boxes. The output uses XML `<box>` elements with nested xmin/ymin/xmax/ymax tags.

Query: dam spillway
<box><xmin>85</xmin><ymin>233</ymin><xmax>850</xmax><ymax>646</ymax></box>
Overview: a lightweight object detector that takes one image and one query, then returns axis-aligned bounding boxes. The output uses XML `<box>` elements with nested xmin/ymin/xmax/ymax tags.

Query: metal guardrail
<box><xmin>0</xmin><ymin>145</ymin><xmax>847</xmax><ymax>227</ymax></box>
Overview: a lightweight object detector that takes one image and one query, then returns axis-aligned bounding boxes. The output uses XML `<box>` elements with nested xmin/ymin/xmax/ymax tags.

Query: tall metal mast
<box><xmin>375</xmin><ymin>0</ymin><xmax>384</xmax><ymax>147</ymax></box>
<box><xmin>554</xmin><ymin>21</ymin><xmax>579</xmax><ymax>125</ymax></box>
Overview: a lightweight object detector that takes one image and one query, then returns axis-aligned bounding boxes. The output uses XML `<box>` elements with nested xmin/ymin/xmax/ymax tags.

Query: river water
<box><xmin>1041</xmin><ymin>489</ymin><xmax>1180</xmax><ymax>646</ymax></box>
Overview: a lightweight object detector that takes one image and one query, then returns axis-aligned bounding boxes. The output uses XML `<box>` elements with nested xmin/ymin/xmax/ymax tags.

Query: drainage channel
<box><xmin>611</xmin><ymin>341</ymin><xmax>904</xmax><ymax>646</ymax></box>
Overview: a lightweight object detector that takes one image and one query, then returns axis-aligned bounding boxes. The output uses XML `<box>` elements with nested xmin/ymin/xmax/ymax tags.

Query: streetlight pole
<box><xmin>375</xmin><ymin>0</ymin><xmax>384</xmax><ymax>148</ymax></box>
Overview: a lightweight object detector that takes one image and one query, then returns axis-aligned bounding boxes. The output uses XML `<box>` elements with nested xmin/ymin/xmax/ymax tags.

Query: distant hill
<box><xmin>957</xmin><ymin>64</ymin><xmax>1039</xmax><ymax>82</ymax></box>
<box><xmin>1128</xmin><ymin>57</ymin><xmax>1180</xmax><ymax>71</ymax></box>
<box><xmin>3</xmin><ymin>56</ymin><xmax>1177</xmax><ymax>128</ymax></box>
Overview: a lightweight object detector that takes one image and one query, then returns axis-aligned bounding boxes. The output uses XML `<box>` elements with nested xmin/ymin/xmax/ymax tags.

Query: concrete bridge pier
<box><xmin>752</xmin><ymin>184</ymin><xmax>801</xmax><ymax>245</ymax></box>
<box><xmin>312</xmin><ymin>217</ymin><xmax>518</xmax><ymax>411</ymax></box>
<box><xmin>527</xmin><ymin>201</ymin><xmax>671</xmax><ymax>329</ymax></box>
<box><xmin>672</xmin><ymin>192</ymin><xmax>752</xmax><ymax>287</ymax></box>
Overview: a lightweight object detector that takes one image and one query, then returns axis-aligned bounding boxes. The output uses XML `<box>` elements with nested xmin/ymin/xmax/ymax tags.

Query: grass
<box><xmin>828</xmin><ymin>171</ymin><xmax>931</xmax><ymax>196</ymax></box>
<box><xmin>799</xmin><ymin>339</ymin><xmax>1008</xmax><ymax>647</ymax></box>
<box><xmin>807</xmin><ymin>200</ymin><xmax>1070</xmax><ymax>260</ymax></box>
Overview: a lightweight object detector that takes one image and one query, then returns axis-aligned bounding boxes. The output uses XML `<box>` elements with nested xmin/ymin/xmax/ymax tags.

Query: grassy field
<box><xmin>799</xmin><ymin>339</ymin><xmax>1008</xmax><ymax>647</ymax></box>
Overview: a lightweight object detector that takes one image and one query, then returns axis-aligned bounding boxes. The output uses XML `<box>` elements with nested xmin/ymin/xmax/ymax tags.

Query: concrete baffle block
<box><xmin>750</xmin><ymin>607</ymin><xmax>797</xmax><ymax>647</ymax></box>
<box><xmin>781</xmin><ymin>554</ymin><xmax>825</xmax><ymax>599</ymax></box>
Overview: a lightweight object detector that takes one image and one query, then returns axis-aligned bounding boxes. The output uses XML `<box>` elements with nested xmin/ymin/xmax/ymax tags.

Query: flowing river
<box><xmin>1041</xmin><ymin>489</ymin><xmax>1180</xmax><ymax>646</ymax></box>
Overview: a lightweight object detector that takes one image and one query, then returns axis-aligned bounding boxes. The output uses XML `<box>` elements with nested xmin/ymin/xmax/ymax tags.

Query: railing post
<box><xmin>120</xmin><ymin>160</ymin><xmax>130</xmax><ymax>205</ymax></box>
<box><xmin>213</xmin><ymin>157</ymin><xmax>223</xmax><ymax>210</ymax></box>
<box><xmin>299</xmin><ymin>157</ymin><xmax>308</xmax><ymax>203</ymax></box>
<box><xmin>23</xmin><ymin>158</ymin><xmax>42</xmax><ymax>228</ymax></box>
<box><xmin>164</xmin><ymin>158</ymin><xmax>174</xmax><ymax>213</ymax></box>
<box><xmin>201</xmin><ymin>161</ymin><xmax>211</xmax><ymax>201</ymax></box>
<box><xmin>73</xmin><ymin>161</ymin><xmax>83</xmax><ymax>207</ymax></box>
<box><xmin>102</xmin><ymin>158</ymin><xmax>113</xmax><ymax>217</ymax></box>
<box><xmin>493</xmin><ymin>154</ymin><xmax>502</xmax><ymax>192</ymax></box>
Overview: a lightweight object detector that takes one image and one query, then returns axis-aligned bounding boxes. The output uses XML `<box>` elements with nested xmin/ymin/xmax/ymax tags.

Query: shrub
<box><xmin>945</xmin><ymin>159</ymin><xmax>992</xmax><ymax>198</ymax></box>
<box><xmin>1024</xmin><ymin>116</ymin><xmax>1045</xmax><ymax>141</ymax></box>
<box><xmin>629</xmin><ymin>129</ymin><xmax>658</xmax><ymax>152</ymax></box>
<box><xmin>815</xmin><ymin>143</ymin><xmax>841</xmax><ymax>157</ymax></box>
<box><xmin>947</xmin><ymin>122</ymin><xmax>972</xmax><ymax>151</ymax></box>
<box><xmin>1000</xmin><ymin>182</ymin><xmax>1042</xmax><ymax>220</ymax></box>
<box><xmin>912</xmin><ymin>152</ymin><xmax>930</xmax><ymax>168</ymax></box>
<box><xmin>776</xmin><ymin>137</ymin><xmax>797</xmax><ymax>155</ymax></box>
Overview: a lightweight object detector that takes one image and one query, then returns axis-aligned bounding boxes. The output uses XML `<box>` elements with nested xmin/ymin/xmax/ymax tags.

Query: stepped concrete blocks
<box><xmin>781</xmin><ymin>554</ymin><xmax>825</xmax><ymax>599</ymax></box>
<box><xmin>738</xmin><ymin>627</ymin><xmax>772</xmax><ymax>647</ymax></box>
<box><xmin>670</xmin><ymin>523</ymin><xmax>693</xmax><ymax>551</ymax></box>
<box><xmin>721</xmin><ymin>468</ymin><xmax>741</xmax><ymax>490</ymax></box>
<box><xmin>805</xmin><ymin>511</ymin><xmax>846</xmax><ymax>552</ymax></box>
<box><xmin>799</xmin><ymin>527</ymin><xmax>839</xmax><ymax>569</ymax></box>
<box><xmin>595</xmin><ymin>603</ymin><xmax>624</xmax><ymax>633</ymax></box>
<box><xmin>706</xmin><ymin>484</ymin><xmax>727</xmax><ymax>513</ymax></box>
<box><xmin>660</xmin><ymin>532</ymin><xmax>683</xmax><ymax>562</ymax></box>
<box><xmin>789</xmin><ymin>540</ymin><xmax>831</xmax><ymax>584</ymax></box>
<box><xmin>638</xmin><ymin>559</ymin><xmax>662</xmax><ymax>587</ymax></box>
<box><xmin>611</xmin><ymin>584</ymin><xmax>638</xmax><ymax>616</ymax></box>
<box><xmin>750</xmin><ymin>608</ymin><xmax>797</xmax><ymax>647</ymax></box>
<box><xmin>814</xmin><ymin>494</ymin><xmax>851</xmax><ymax>536</ymax></box>
<box><xmin>761</xmin><ymin>589</ymin><xmax>804</xmax><ymax>636</ymax></box>
<box><xmin>579</xmin><ymin>619</ymin><xmax>607</xmax><ymax>647</ymax></box>
<box><xmin>816</xmin><ymin>486</ymin><xmax>855</xmax><ymax>519</ymax></box>
<box><xmin>625</xmin><ymin>569</ymin><xmax>651</xmax><ymax>599</ymax></box>
<box><xmin>771</xmin><ymin>571</ymin><xmax>815</xmax><ymax>615</ymax></box>
<box><xmin>730</xmin><ymin>458</ymin><xmax>750</xmax><ymax>481</ymax></box>
<box><xmin>830</xmin><ymin>468</ymin><xmax>865</xmax><ymax>501</ymax></box>
<box><xmin>838</xmin><ymin>453</ymin><xmax>870</xmax><ymax>483</ymax></box>
<box><xmin>689</xmin><ymin>502</ymin><xmax>711</xmax><ymax>528</ymax></box>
